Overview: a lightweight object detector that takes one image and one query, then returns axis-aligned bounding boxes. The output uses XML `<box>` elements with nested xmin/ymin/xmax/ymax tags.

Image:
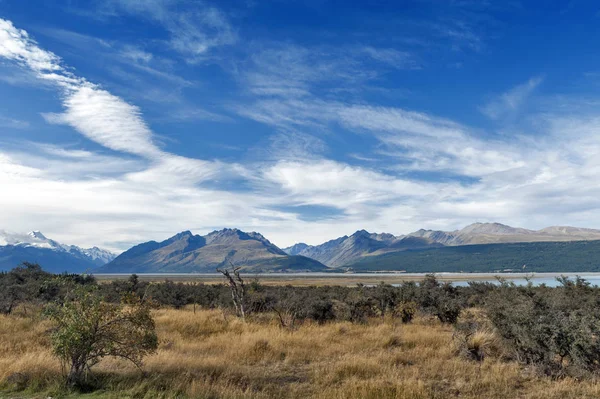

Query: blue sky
<box><xmin>2</xmin><ymin>1</ymin><xmax>600</xmax><ymax>251</ymax></box>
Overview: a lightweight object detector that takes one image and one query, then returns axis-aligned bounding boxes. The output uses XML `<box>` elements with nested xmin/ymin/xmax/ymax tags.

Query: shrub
<box><xmin>370</xmin><ymin>282</ymin><xmax>397</xmax><ymax>319</ymax></box>
<box><xmin>434</xmin><ymin>298</ymin><xmax>462</xmax><ymax>324</ymax></box>
<box><xmin>308</xmin><ymin>299</ymin><xmax>336</xmax><ymax>324</ymax></box>
<box><xmin>44</xmin><ymin>286</ymin><xmax>158</xmax><ymax>387</ymax></box>
<box><xmin>414</xmin><ymin>275</ymin><xmax>463</xmax><ymax>324</ymax></box>
<box><xmin>347</xmin><ymin>296</ymin><xmax>377</xmax><ymax>324</ymax></box>
<box><xmin>453</xmin><ymin>312</ymin><xmax>501</xmax><ymax>362</ymax></box>
<box><xmin>484</xmin><ymin>278</ymin><xmax>600</xmax><ymax>377</ymax></box>
<box><xmin>393</xmin><ymin>301</ymin><xmax>417</xmax><ymax>323</ymax></box>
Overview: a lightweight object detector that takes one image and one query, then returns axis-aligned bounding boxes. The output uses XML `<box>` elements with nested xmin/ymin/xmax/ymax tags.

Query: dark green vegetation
<box><xmin>349</xmin><ymin>240</ymin><xmax>600</xmax><ymax>272</ymax></box>
<box><xmin>99</xmin><ymin>229</ymin><xmax>327</xmax><ymax>273</ymax></box>
<box><xmin>485</xmin><ymin>277</ymin><xmax>600</xmax><ymax>377</ymax></box>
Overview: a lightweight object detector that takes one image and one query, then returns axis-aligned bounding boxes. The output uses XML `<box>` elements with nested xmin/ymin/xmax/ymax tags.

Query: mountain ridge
<box><xmin>283</xmin><ymin>223</ymin><xmax>600</xmax><ymax>267</ymax></box>
<box><xmin>98</xmin><ymin>228</ymin><xmax>327</xmax><ymax>273</ymax></box>
<box><xmin>0</xmin><ymin>230</ymin><xmax>117</xmax><ymax>273</ymax></box>
<box><xmin>6</xmin><ymin>222</ymin><xmax>600</xmax><ymax>273</ymax></box>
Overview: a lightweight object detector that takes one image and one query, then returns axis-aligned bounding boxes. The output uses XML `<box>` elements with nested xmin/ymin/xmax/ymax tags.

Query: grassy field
<box><xmin>2</xmin><ymin>307</ymin><xmax>600</xmax><ymax>399</ymax></box>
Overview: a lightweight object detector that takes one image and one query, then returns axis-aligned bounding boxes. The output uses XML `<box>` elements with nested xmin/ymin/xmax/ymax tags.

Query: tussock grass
<box><xmin>2</xmin><ymin>306</ymin><xmax>600</xmax><ymax>398</ymax></box>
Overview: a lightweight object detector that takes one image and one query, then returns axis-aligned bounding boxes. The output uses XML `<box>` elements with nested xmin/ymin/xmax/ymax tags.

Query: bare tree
<box><xmin>216</xmin><ymin>266</ymin><xmax>247</xmax><ymax>321</ymax></box>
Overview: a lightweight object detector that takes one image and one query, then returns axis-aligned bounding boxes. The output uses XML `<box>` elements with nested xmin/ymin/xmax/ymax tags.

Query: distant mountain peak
<box><xmin>101</xmin><ymin>227</ymin><xmax>325</xmax><ymax>273</ymax></box>
<box><xmin>28</xmin><ymin>230</ymin><xmax>47</xmax><ymax>240</ymax></box>
<box><xmin>207</xmin><ymin>227</ymin><xmax>242</xmax><ymax>237</ymax></box>
<box><xmin>283</xmin><ymin>243</ymin><xmax>310</xmax><ymax>255</ymax></box>
<box><xmin>458</xmin><ymin>222</ymin><xmax>531</xmax><ymax>235</ymax></box>
<box><xmin>172</xmin><ymin>230</ymin><xmax>193</xmax><ymax>239</ymax></box>
<box><xmin>0</xmin><ymin>230</ymin><xmax>117</xmax><ymax>272</ymax></box>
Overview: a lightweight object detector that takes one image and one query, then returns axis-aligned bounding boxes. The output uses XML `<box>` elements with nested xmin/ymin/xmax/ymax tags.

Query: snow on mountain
<box><xmin>0</xmin><ymin>230</ymin><xmax>117</xmax><ymax>266</ymax></box>
<box><xmin>83</xmin><ymin>247</ymin><xmax>117</xmax><ymax>264</ymax></box>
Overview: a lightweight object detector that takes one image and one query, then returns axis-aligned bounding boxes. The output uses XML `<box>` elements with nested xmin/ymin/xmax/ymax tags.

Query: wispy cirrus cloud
<box><xmin>239</xmin><ymin>43</ymin><xmax>418</xmax><ymax>98</ymax></box>
<box><xmin>480</xmin><ymin>76</ymin><xmax>544</xmax><ymax>120</ymax></box>
<box><xmin>41</xmin><ymin>86</ymin><xmax>161</xmax><ymax>157</ymax></box>
<box><xmin>0</xmin><ymin>115</ymin><xmax>29</xmax><ymax>129</ymax></box>
<box><xmin>39</xmin><ymin>27</ymin><xmax>193</xmax><ymax>88</ymax></box>
<box><xmin>101</xmin><ymin>0</ymin><xmax>237</xmax><ymax>61</ymax></box>
<box><xmin>361</xmin><ymin>46</ymin><xmax>420</xmax><ymax>69</ymax></box>
<box><xmin>0</xmin><ymin>17</ymin><xmax>225</xmax><ymax>171</ymax></box>
<box><xmin>0</xmin><ymin>22</ymin><xmax>157</xmax><ymax>155</ymax></box>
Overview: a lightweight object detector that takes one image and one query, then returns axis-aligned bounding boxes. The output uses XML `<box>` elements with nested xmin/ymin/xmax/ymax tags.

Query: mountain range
<box><xmin>6</xmin><ymin>222</ymin><xmax>600</xmax><ymax>274</ymax></box>
<box><xmin>283</xmin><ymin>223</ymin><xmax>600</xmax><ymax>267</ymax></box>
<box><xmin>97</xmin><ymin>228</ymin><xmax>326</xmax><ymax>273</ymax></box>
<box><xmin>0</xmin><ymin>230</ymin><xmax>116</xmax><ymax>273</ymax></box>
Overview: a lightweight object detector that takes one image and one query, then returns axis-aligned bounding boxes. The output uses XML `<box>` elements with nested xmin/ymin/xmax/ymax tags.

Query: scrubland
<box><xmin>2</xmin><ymin>306</ymin><xmax>600</xmax><ymax>399</ymax></box>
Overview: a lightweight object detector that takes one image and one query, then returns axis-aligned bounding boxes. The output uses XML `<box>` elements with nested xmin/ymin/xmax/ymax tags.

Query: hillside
<box><xmin>285</xmin><ymin>222</ymin><xmax>600</xmax><ymax>267</ymax></box>
<box><xmin>98</xmin><ymin>228</ymin><xmax>327</xmax><ymax>273</ymax></box>
<box><xmin>408</xmin><ymin>222</ymin><xmax>600</xmax><ymax>246</ymax></box>
<box><xmin>283</xmin><ymin>230</ymin><xmax>441</xmax><ymax>267</ymax></box>
<box><xmin>349</xmin><ymin>240</ymin><xmax>600</xmax><ymax>273</ymax></box>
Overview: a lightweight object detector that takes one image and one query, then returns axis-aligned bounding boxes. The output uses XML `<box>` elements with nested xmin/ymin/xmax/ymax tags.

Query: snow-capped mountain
<box><xmin>0</xmin><ymin>230</ymin><xmax>117</xmax><ymax>273</ymax></box>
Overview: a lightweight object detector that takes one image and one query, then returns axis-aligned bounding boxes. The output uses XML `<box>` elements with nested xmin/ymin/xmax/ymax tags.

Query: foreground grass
<box><xmin>2</xmin><ymin>307</ymin><xmax>600</xmax><ymax>398</ymax></box>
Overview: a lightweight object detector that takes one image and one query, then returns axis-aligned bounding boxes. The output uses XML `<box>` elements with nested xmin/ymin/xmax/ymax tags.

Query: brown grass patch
<box><xmin>2</xmin><ymin>307</ymin><xmax>600</xmax><ymax>398</ymax></box>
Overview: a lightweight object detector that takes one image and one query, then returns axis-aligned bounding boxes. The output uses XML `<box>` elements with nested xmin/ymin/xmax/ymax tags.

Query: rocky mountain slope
<box><xmin>284</xmin><ymin>230</ymin><xmax>441</xmax><ymax>267</ymax></box>
<box><xmin>285</xmin><ymin>223</ymin><xmax>600</xmax><ymax>267</ymax></box>
<box><xmin>98</xmin><ymin>228</ymin><xmax>327</xmax><ymax>273</ymax></box>
<box><xmin>409</xmin><ymin>222</ymin><xmax>600</xmax><ymax>246</ymax></box>
<box><xmin>6</xmin><ymin>222</ymin><xmax>600</xmax><ymax>274</ymax></box>
<box><xmin>0</xmin><ymin>230</ymin><xmax>116</xmax><ymax>273</ymax></box>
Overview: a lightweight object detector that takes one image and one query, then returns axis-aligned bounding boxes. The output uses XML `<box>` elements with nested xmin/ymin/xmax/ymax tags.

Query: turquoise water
<box><xmin>451</xmin><ymin>275</ymin><xmax>600</xmax><ymax>287</ymax></box>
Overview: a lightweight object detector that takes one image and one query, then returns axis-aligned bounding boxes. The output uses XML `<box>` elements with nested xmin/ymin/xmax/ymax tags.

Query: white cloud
<box><xmin>262</xmin><ymin>159</ymin><xmax>442</xmax><ymax>210</ymax></box>
<box><xmin>239</xmin><ymin>44</ymin><xmax>417</xmax><ymax>99</ymax></box>
<box><xmin>104</xmin><ymin>0</ymin><xmax>237</xmax><ymax>60</ymax></box>
<box><xmin>119</xmin><ymin>45</ymin><xmax>153</xmax><ymax>63</ymax></box>
<box><xmin>0</xmin><ymin>20</ymin><xmax>64</xmax><ymax>74</ymax></box>
<box><xmin>480</xmin><ymin>76</ymin><xmax>544</xmax><ymax>120</ymax></box>
<box><xmin>0</xmin><ymin>115</ymin><xmax>29</xmax><ymax>129</ymax></box>
<box><xmin>42</xmin><ymin>86</ymin><xmax>161</xmax><ymax>157</ymax></box>
<box><xmin>40</xmin><ymin>27</ymin><xmax>193</xmax><ymax>87</ymax></box>
<box><xmin>336</xmin><ymin>104</ymin><xmax>528</xmax><ymax>176</ymax></box>
<box><xmin>361</xmin><ymin>47</ymin><xmax>420</xmax><ymax>69</ymax></box>
<box><xmin>0</xmin><ymin>19</ymin><xmax>161</xmax><ymax>157</ymax></box>
<box><xmin>237</xmin><ymin>98</ymin><xmax>527</xmax><ymax>177</ymax></box>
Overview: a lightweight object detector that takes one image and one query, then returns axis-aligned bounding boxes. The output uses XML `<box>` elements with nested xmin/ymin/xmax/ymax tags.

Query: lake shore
<box><xmin>93</xmin><ymin>272</ymin><xmax>600</xmax><ymax>286</ymax></box>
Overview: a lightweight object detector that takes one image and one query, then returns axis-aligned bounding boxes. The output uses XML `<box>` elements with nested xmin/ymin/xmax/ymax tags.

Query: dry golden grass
<box><xmin>2</xmin><ymin>306</ymin><xmax>600</xmax><ymax>398</ymax></box>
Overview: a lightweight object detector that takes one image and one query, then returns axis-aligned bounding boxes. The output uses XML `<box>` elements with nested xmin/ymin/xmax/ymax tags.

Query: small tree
<box><xmin>45</xmin><ymin>286</ymin><xmax>158</xmax><ymax>387</ymax></box>
<box><xmin>371</xmin><ymin>282</ymin><xmax>397</xmax><ymax>320</ymax></box>
<box><xmin>217</xmin><ymin>266</ymin><xmax>247</xmax><ymax>320</ymax></box>
<box><xmin>0</xmin><ymin>262</ymin><xmax>50</xmax><ymax>314</ymax></box>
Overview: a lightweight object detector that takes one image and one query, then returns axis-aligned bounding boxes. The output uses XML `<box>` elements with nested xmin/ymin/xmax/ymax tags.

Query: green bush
<box><xmin>44</xmin><ymin>286</ymin><xmax>158</xmax><ymax>387</ymax></box>
<box><xmin>485</xmin><ymin>278</ymin><xmax>600</xmax><ymax>377</ymax></box>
